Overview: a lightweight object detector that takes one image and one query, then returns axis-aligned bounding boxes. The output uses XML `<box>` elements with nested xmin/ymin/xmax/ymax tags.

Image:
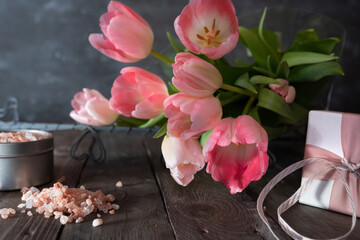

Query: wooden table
<box><xmin>0</xmin><ymin>130</ymin><xmax>358</xmax><ymax>239</ymax></box>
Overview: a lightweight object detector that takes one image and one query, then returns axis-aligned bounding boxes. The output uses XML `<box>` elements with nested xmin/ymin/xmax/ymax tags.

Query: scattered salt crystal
<box><xmin>92</xmin><ymin>218</ymin><xmax>103</xmax><ymax>227</ymax></box>
<box><xmin>112</xmin><ymin>204</ymin><xmax>119</xmax><ymax>210</ymax></box>
<box><xmin>1</xmin><ymin>214</ymin><xmax>8</xmax><ymax>219</ymax></box>
<box><xmin>79</xmin><ymin>185</ymin><xmax>85</xmax><ymax>190</ymax></box>
<box><xmin>0</xmin><ymin>208</ymin><xmax>10</xmax><ymax>215</ymax></box>
<box><xmin>27</xmin><ymin>211</ymin><xmax>33</xmax><ymax>216</ymax></box>
<box><xmin>115</xmin><ymin>181</ymin><xmax>123</xmax><ymax>188</ymax></box>
<box><xmin>97</xmin><ymin>214</ymin><xmax>101</xmax><ymax>218</ymax></box>
<box><xmin>86</xmin><ymin>199</ymin><xmax>92</xmax><ymax>206</ymax></box>
<box><xmin>60</xmin><ymin>215</ymin><xmax>69</xmax><ymax>225</ymax></box>
<box><xmin>8</xmin><ymin>208</ymin><xmax>16</xmax><ymax>215</ymax></box>
<box><xmin>109</xmin><ymin>210</ymin><xmax>115</xmax><ymax>215</ymax></box>
<box><xmin>17</xmin><ymin>203</ymin><xmax>26</xmax><ymax>209</ymax></box>
<box><xmin>106</xmin><ymin>194</ymin><xmax>115</xmax><ymax>202</ymax></box>
<box><xmin>21</xmin><ymin>210</ymin><xmax>26</xmax><ymax>214</ymax></box>
<box><xmin>75</xmin><ymin>217</ymin><xmax>83</xmax><ymax>223</ymax></box>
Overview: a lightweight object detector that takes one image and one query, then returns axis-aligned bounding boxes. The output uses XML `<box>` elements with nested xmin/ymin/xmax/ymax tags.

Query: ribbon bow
<box><xmin>341</xmin><ymin>158</ymin><xmax>360</xmax><ymax>178</ymax></box>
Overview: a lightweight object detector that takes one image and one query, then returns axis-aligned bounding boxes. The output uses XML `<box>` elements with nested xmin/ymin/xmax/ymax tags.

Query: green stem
<box><xmin>139</xmin><ymin>113</ymin><xmax>164</xmax><ymax>128</ymax></box>
<box><xmin>151</xmin><ymin>49</ymin><xmax>174</xmax><ymax>65</ymax></box>
<box><xmin>221</xmin><ymin>84</ymin><xmax>257</xmax><ymax>97</ymax></box>
<box><xmin>117</xmin><ymin>115</ymin><xmax>146</xmax><ymax>126</ymax></box>
<box><xmin>242</xmin><ymin>97</ymin><xmax>256</xmax><ymax>115</ymax></box>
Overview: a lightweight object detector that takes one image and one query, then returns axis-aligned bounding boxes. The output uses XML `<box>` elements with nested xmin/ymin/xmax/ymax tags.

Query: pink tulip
<box><xmin>164</xmin><ymin>93</ymin><xmax>222</xmax><ymax>140</ymax></box>
<box><xmin>174</xmin><ymin>0</ymin><xmax>239</xmax><ymax>60</ymax></box>
<box><xmin>203</xmin><ymin>116</ymin><xmax>269</xmax><ymax>194</ymax></box>
<box><xmin>110</xmin><ymin>67</ymin><xmax>169</xmax><ymax>119</ymax></box>
<box><xmin>89</xmin><ymin>1</ymin><xmax>154</xmax><ymax>63</ymax></box>
<box><xmin>161</xmin><ymin>135</ymin><xmax>205</xmax><ymax>186</ymax></box>
<box><xmin>70</xmin><ymin>88</ymin><xmax>118</xmax><ymax>126</ymax></box>
<box><xmin>172</xmin><ymin>52</ymin><xmax>223</xmax><ymax>97</ymax></box>
<box><xmin>269</xmin><ymin>79</ymin><xmax>296</xmax><ymax>104</ymax></box>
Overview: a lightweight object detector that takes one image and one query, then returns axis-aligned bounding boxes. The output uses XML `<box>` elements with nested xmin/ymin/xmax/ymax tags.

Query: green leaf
<box><xmin>238</xmin><ymin>26</ymin><xmax>269</xmax><ymax>67</ymax></box>
<box><xmin>139</xmin><ymin>113</ymin><xmax>164</xmax><ymax>128</ymax></box>
<box><xmin>153</xmin><ymin>121</ymin><xmax>167</xmax><ymax>138</ymax></box>
<box><xmin>200</xmin><ymin>130</ymin><xmax>213</xmax><ymax>147</ymax></box>
<box><xmin>280</xmin><ymin>51</ymin><xmax>338</xmax><ymax>67</ymax></box>
<box><xmin>249</xmin><ymin>107</ymin><xmax>261</xmax><ymax>124</ymax></box>
<box><xmin>250</xmin><ymin>75</ymin><xmax>280</xmax><ymax>85</ymax></box>
<box><xmin>276</xmin><ymin>61</ymin><xmax>290</xmax><ymax>79</ymax></box>
<box><xmin>295</xmin><ymin>38</ymin><xmax>341</xmax><ymax>54</ymax></box>
<box><xmin>257</xmin><ymin>88</ymin><xmax>296</xmax><ymax>121</ymax></box>
<box><xmin>216</xmin><ymin>65</ymin><xmax>249</xmax><ymax>85</ymax></box>
<box><xmin>279</xmin><ymin>102</ymin><xmax>309</xmax><ymax>125</ymax></box>
<box><xmin>166</xmin><ymin>32</ymin><xmax>184</xmax><ymax>52</ymax></box>
<box><xmin>253</xmin><ymin>66</ymin><xmax>276</xmax><ymax>78</ymax></box>
<box><xmin>288</xmin><ymin>29</ymin><xmax>319</xmax><ymax>51</ymax></box>
<box><xmin>234</xmin><ymin>73</ymin><xmax>257</xmax><ymax>94</ymax></box>
<box><xmin>288</xmin><ymin>61</ymin><xmax>344</xmax><ymax>82</ymax></box>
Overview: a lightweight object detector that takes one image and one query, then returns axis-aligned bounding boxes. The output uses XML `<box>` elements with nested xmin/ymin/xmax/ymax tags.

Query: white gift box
<box><xmin>299</xmin><ymin>110</ymin><xmax>360</xmax><ymax>217</ymax></box>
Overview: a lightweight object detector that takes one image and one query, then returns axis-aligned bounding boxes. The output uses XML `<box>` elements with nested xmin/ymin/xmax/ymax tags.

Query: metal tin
<box><xmin>0</xmin><ymin>130</ymin><xmax>54</xmax><ymax>190</ymax></box>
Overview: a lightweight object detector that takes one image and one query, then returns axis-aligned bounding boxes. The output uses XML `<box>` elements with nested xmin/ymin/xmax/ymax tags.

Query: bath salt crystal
<box><xmin>80</xmin><ymin>185</ymin><xmax>85</xmax><ymax>190</ymax></box>
<box><xmin>19</xmin><ymin>182</ymin><xmax>117</xmax><ymax>225</ymax></box>
<box><xmin>109</xmin><ymin>210</ymin><xmax>115</xmax><ymax>215</ymax></box>
<box><xmin>92</xmin><ymin>218</ymin><xmax>103</xmax><ymax>227</ymax></box>
<box><xmin>8</xmin><ymin>208</ymin><xmax>16</xmax><ymax>215</ymax></box>
<box><xmin>17</xmin><ymin>203</ymin><xmax>26</xmax><ymax>209</ymax></box>
<box><xmin>1</xmin><ymin>214</ymin><xmax>8</xmax><ymax>219</ymax></box>
<box><xmin>112</xmin><ymin>204</ymin><xmax>119</xmax><ymax>210</ymax></box>
<box><xmin>21</xmin><ymin>210</ymin><xmax>26</xmax><ymax>214</ymax></box>
<box><xmin>115</xmin><ymin>181</ymin><xmax>123</xmax><ymax>188</ymax></box>
<box><xmin>60</xmin><ymin>215</ymin><xmax>69</xmax><ymax>225</ymax></box>
<box><xmin>0</xmin><ymin>208</ymin><xmax>10</xmax><ymax>215</ymax></box>
<box><xmin>97</xmin><ymin>214</ymin><xmax>101</xmax><ymax>218</ymax></box>
<box><xmin>27</xmin><ymin>211</ymin><xmax>33</xmax><ymax>216</ymax></box>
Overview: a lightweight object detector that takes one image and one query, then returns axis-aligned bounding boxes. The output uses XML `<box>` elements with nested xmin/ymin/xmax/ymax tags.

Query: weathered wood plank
<box><xmin>60</xmin><ymin>132</ymin><xmax>174</xmax><ymax>240</ymax></box>
<box><xmin>144</xmin><ymin>136</ymin><xmax>288</xmax><ymax>240</ymax></box>
<box><xmin>0</xmin><ymin>130</ymin><xmax>87</xmax><ymax>240</ymax></box>
<box><xmin>245</xmin><ymin>139</ymin><xmax>360</xmax><ymax>239</ymax></box>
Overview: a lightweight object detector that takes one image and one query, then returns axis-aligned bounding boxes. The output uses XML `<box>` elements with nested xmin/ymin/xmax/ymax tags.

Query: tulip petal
<box><xmin>107</xmin><ymin>16</ymin><xmax>153</xmax><ymax>60</ymax></box>
<box><xmin>85</xmin><ymin>98</ymin><xmax>118</xmax><ymax>125</ymax></box>
<box><xmin>89</xmin><ymin>34</ymin><xmax>138</xmax><ymax>63</ymax></box>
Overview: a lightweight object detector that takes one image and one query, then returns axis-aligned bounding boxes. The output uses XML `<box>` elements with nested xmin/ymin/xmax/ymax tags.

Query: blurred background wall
<box><xmin>0</xmin><ymin>0</ymin><xmax>358</xmax><ymax>123</ymax></box>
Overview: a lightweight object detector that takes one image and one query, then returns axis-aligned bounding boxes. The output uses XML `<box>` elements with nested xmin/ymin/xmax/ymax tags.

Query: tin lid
<box><xmin>0</xmin><ymin>130</ymin><xmax>53</xmax><ymax>157</ymax></box>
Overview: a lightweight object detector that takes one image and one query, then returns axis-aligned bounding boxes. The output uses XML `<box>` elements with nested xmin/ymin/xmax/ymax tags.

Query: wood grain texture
<box><xmin>60</xmin><ymin>132</ymin><xmax>174</xmax><ymax>240</ymax></box>
<box><xmin>0</xmin><ymin>130</ymin><xmax>87</xmax><ymax>240</ymax></box>
<box><xmin>144</xmin><ymin>136</ymin><xmax>288</xmax><ymax>240</ymax></box>
<box><xmin>245</xmin><ymin>138</ymin><xmax>360</xmax><ymax>239</ymax></box>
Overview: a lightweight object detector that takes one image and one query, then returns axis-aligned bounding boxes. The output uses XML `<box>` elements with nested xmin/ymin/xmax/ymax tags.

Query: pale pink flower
<box><xmin>70</xmin><ymin>88</ymin><xmax>118</xmax><ymax>126</ymax></box>
<box><xmin>269</xmin><ymin>79</ymin><xmax>296</xmax><ymax>104</ymax></box>
<box><xmin>161</xmin><ymin>135</ymin><xmax>205</xmax><ymax>186</ymax></box>
<box><xmin>89</xmin><ymin>1</ymin><xmax>154</xmax><ymax>63</ymax></box>
<box><xmin>174</xmin><ymin>0</ymin><xmax>239</xmax><ymax>60</ymax></box>
<box><xmin>203</xmin><ymin>116</ymin><xmax>269</xmax><ymax>194</ymax></box>
<box><xmin>172</xmin><ymin>52</ymin><xmax>223</xmax><ymax>97</ymax></box>
<box><xmin>164</xmin><ymin>93</ymin><xmax>222</xmax><ymax>140</ymax></box>
<box><xmin>110</xmin><ymin>67</ymin><xmax>169</xmax><ymax>119</ymax></box>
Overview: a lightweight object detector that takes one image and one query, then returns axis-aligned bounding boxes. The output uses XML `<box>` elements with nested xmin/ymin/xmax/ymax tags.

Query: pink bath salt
<box><xmin>0</xmin><ymin>131</ymin><xmax>49</xmax><ymax>143</ymax></box>
<box><xmin>20</xmin><ymin>182</ymin><xmax>117</xmax><ymax>224</ymax></box>
<box><xmin>92</xmin><ymin>218</ymin><xmax>103</xmax><ymax>227</ymax></box>
<box><xmin>1</xmin><ymin>214</ymin><xmax>8</xmax><ymax>219</ymax></box>
<box><xmin>115</xmin><ymin>181</ymin><xmax>123</xmax><ymax>188</ymax></box>
<box><xmin>27</xmin><ymin>211</ymin><xmax>33</xmax><ymax>216</ymax></box>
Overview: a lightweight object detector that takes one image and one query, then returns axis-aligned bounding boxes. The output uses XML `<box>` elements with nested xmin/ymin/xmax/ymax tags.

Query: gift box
<box><xmin>299</xmin><ymin>110</ymin><xmax>360</xmax><ymax>217</ymax></box>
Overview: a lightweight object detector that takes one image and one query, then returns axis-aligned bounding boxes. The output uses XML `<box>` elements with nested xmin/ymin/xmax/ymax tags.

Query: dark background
<box><xmin>0</xmin><ymin>0</ymin><xmax>358</xmax><ymax>123</ymax></box>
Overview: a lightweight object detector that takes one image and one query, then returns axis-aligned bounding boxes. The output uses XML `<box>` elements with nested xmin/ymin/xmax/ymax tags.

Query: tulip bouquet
<box><xmin>70</xmin><ymin>0</ymin><xmax>344</xmax><ymax>194</ymax></box>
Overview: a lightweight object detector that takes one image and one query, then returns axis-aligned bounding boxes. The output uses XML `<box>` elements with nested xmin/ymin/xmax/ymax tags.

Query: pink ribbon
<box><xmin>257</xmin><ymin>113</ymin><xmax>360</xmax><ymax>239</ymax></box>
